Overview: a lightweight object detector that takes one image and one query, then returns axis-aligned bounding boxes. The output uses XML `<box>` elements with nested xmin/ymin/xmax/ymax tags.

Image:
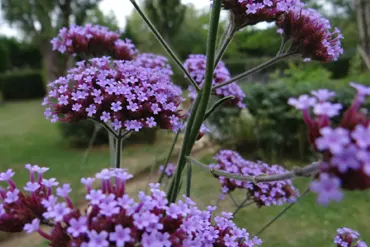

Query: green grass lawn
<box><xmin>187</xmin><ymin>156</ymin><xmax>370</xmax><ymax>246</ymax></box>
<box><xmin>0</xmin><ymin>100</ymin><xmax>174</xmax><ymax>203</ymax></box>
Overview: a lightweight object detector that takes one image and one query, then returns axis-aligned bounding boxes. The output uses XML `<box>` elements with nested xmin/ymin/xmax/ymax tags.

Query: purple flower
<box><xmin>350</xmin><ymin>82</ymin><xmax>370</xmax><ymax>96</ymax></box>
<box><xmin>151</xmin><ymin>103</ymin><xmax>161</xmax><ymax>115</ymax></box>
<box><xmin>352</xmin><ymin>125</ymin><xmax>370</xmax><ymax>149</ymax></box>
<box><xmin>146</xmin><ymin>117</ymin><xmax>157</xmax><ymax>128</ymax></box>
<box><xmin>313</xmin><ymin>102</ymin><xmax>342</xmax><ymax>117</ymax></box>
<box><xmin>288</xmin><ymin>95</ymin><xmax>317</xmax><ymax>110</ymax></box>
<box><xmin>72</xmin><ymin>103</ymin><xmax>82</xmax><ymax>112</ymax></box>
<box><xmin>42</xmin><ymin>178</ymin><xmax>59</xmax><ymax>188</ymax></box>
<box><xmin>310</xmin><ymin>173</ymin><xmax>343</xmax><ymax>205</ymax></box>
<box><xmin>49</xmin><ymin>202</ymin><xmax>71</xmax><ymax>222</ymax></box>
<box><xmin>109</xmin><ymin>225</ymin><xmax>132</xmax><ymax>247</ymax></box>
<box><xmin>0</xmin><ymin>169</ymin><xmax>15</xmax><ymax>181</ymax></box>
<box><xmin>127</xmin><ymin>101</ymin><xmax>139</xmax><ymax>112</ymax></box>
<box><xmin>112</xmin><ymin>119</ymin><xmax>122</xmax><ymax>131</ymax></box>
<box><xmin>42</xmin><ymin>195</ymin><xmax>58</xmax><ymax>210</ymax></box>
<box><xmin>100</xmin><ymin>111</ymin><xmax>111</xmax><ymax>123</ymax></box>
<box><xmin>4</xmin><ymin>189</ymin><xmax>20</xmax><ymax>204</ymax></box>
<box><xmin>24</xmin><ymin>182</ymin><xmax>40</xmax><ymax>192</ymax></box>
<box><xmin>315</xmin><ymin>127</ymin><xmax>350</xmax><ymax>154</ymax></box>
<box><xmin>334</xmin><ymin>227</ymin><xmax>368</xmax><ymax>247</ymax></box>
<box><xmin>58</xmin><ymin>95</ymin><xmax>69</xmax><ymax>105</ymax></box>
<box><xmin>67</xmin><ymin>216</ymin><xmax>88</xmax><ymax>237</ymax></box>
<box><xmin>111</xmin><ymin>101</ymin><xmax>122</xmax><ymax>112</ymax></box>
<box><xmin>125</xmin><ymin>120</ymin><xmax>142</xmax><ymax>132</ymax></box>
<box><xmin>331</xmin><ymin>145</ymin><xmax>361</xmax><ymax>173</ymax></box>
<box><xmin>0</xmin><ymin>204</ymin><xmax>5</xmax><ymax>216</ymax></box>
<box><xmin>56</xmin><ymin>184</ymin><xmax>72</xmax><ymax>198</ymax></box>
<box><xmin>99</xmin><ymin>201</ymin><xmax>120</xmax><ymax>217</ymax></box>
<box><xmin>23</xmin><ymin>219</ymin><xmax>40</xmax><ymax>234</ymax></box>
<box><xmin>86</xmin><ymin>104</ymin><xmax>97</xmax><ymax>117</ymax></box>
<box><xmin>141</xmin><ymin>231</ymin><xmax>171</xmax><ymax>247</ymax></box>
<box><xmin>86</xmin><ymin>190</ymin><xmax>105</xmax><ymax>205</ymax></box>
<box><xmin>87</xmin><ymin>230</ymin><xmax>109</xmax><ymax>247</ymax></box>
<box><xmin>311</xmin><ymin>89</ymin><xmax>336</xmax><ymax>102</ymax></box>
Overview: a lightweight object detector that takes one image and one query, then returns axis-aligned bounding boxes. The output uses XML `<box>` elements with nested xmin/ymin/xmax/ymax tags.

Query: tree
<box><xmin>354</xmin><ymin>0</ymin><xmax>370</xmax><ymax>69</ymax></box>
<box><xmin>143</xmin><ymin>0</ymin><xmax>187</xmax><ymax>45</ymax></box>
<box><xmin>1</xmin><ymin>0</ymin><xmax>102</xmax><ymax>82</ymax></box>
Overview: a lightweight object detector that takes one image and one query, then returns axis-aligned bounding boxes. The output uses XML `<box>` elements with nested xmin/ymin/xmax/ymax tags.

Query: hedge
<box><xmin>0</xmin><ymin>70</ymin><xmax>46</xmax><ymax>100</ymax></box>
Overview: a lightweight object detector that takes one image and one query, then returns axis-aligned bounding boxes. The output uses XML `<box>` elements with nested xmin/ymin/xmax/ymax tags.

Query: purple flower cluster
<box><xmin>289</xmin><ymin>83</ymin><xmax>370</xmax><ymax>205</ymax></box>
<box><xmin>334</xmin><ymin>227</ymin><xmax>368</xmax><ymax>247</ymax></box>
<box><xmin>209</xmin><ymin>150</ymin><xmax>299</xmax><ymax>207</ymax></box>
<box><xmin>135</xmin><ymin>53</ymin><xmax>173</xmax><ymax>78</ymax></box>
<box><xmin>51</xmin><ymin>24</ymin><xmax>137</xmax><ymax>60</ymax></box>
<box><xmin>276</xmin><ymin>7</ymin><xmax>344</xmax><ymax>62</ymax></box>
<box><xmin>0</xmin><ymin>166</ymin><xmax>263</xmax><ymax>247</ymax></box>
<box><xmin>219</xmin><ymin>0</ymin><xmax>302</xmax><ymax>29</ymax></box>
<box><xmin>158</xmin><ymin>163</ymin><xmax>176</xmax><ymax>178</ymax></box>
<box><xmin>184</xmin><ymin>54</ymin><xmax>246</xmax><ymax>109</ymax></box>
<box><xmin>43</xmin><ymin>56</ymin><xmax>184</xmax><ymax>132</ymax></box>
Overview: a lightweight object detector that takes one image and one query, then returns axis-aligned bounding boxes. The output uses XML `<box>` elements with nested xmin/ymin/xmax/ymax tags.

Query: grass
<box><xmin>0</xmin><ymin>100</ymin><xmax>174</xmax><ymax>204</ymax></box>
<box><xmin>187</xmin><ymin>155</ymin><xmax>370</xmax><ymax>246</ymax></box>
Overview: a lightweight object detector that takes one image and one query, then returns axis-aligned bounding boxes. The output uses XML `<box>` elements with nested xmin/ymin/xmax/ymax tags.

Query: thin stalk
<box><xmin>108</xmin><ymin>132</ymin><xmax>116</xmax><ymax>168</ymax></box>
<box><xmin>277</xmin><ymin>37</ymin><xmax>287</xmax><ymax>56</ymax></box>
<box><xmin>129</xmin><ymin>0</ymin><xmax>200</xmax><ymax>92</ymax></box>
<box><xmin>186</xmin><ymin>162</ymin><xmax>192</xmax><ymax>197</ymax></box>
<box><xmin>254</xmin><ymin>188</ymin><xmax>310</xmax><ymax>236</ymax></box>
<box><xmin>82</xmin><ymin>123</ymin><xmax>101</xmax><ymax>166</ymax></box>
<box><xmin>213</xmin><ymin>52</ymin><xmax>296</xmax><ymax>90</ymax></box>
<box><xmin>168</xmin><ymin>0</ymin><xmax>222</xmax><ymax>202</ymax></box>
<box><xmin>168</xmin><ymin>96</ymin><xmax>202</xmax><ymax>202</ymax></box>
<box><xmin>116</xmin><ymin>129</ymin><xmax>123</xmax><ymax>169</ymax></box>
<box><xmin>229</xmin><ymin>193</ymin><xmax>239</xmax><ymax>207</ymax></box>
<box><xmin>158</xmin><ymin>130</ymin><xmax>180</xmax><ymax>183</ymax></box>
<box><xmin>145</xmin><ymin>157</ymin><xmax>158</xmax><ymax>193</ymax></box>
<box><xmin>233</xmin><ymin>198</ymin><xmax>252</xmax><ymax>216</ymax></box>
<box><xmin>215</xmin><ymin>26</ymin><xmax>236</xmax><ymax>66</ymax></box>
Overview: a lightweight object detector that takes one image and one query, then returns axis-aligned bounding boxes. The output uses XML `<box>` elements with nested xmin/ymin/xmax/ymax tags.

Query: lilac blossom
<box><xmin>288</xmin><ymin>95</ymin><xmax>316</xmax><ymax>110</ymax></box>
<box><xmin>313</xmin><ymin>102</ymin><xmax>342</xmax><ymax>117</ymax></box>
<box><xmin>316</xmin><ymin>127</ymin><xmax>350</xmax><ymax>154</ymax></box>
<box><xmin>311</xmin><ymin>89</ymin><xmax>336</xmax><ymax>102</ymax></box>
<box><xmin>310</xmin><ymin>173</ymin><xmax>343</xmax><ymax>205</ymax></box>
<box><xmin>67</xmin><ymin>217</ymin><xmax>88</xmax><ymax>237</ymax></box>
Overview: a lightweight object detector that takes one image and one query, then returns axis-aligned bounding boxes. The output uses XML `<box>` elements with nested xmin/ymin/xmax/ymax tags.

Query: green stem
<box><xmin>215</xmin><ymin>26</ymin><xmax>236</xmax><ymax>66</ymax></box>
<box><xmin>254</xmin><ymin>188</ymin><xmax>310</xmax><ymax>236</ymax></box>
<box><xmin>233</xmin><ymin>198</ymin><xmax>253</xmax><ymax>216</ymax></box>
<box><xmin>158</xmin><ymin>130</ymin><xmax>180</xmax><ymax>184</ymax></box>
<box><xmin>116</xmin><ymin>129</ymin><xmax>123</xmax><ymax>169</ymax></box>
<box><xmin>186</xmin><ymin>162</ymin><xmax>192</xmax><ymax>197</ymax></box>
<box><xmin>82</xmin><ymin>123</ymin><xmax>101</xmax><ymax>166</ymax></box>
<box><xmin>168</xmin><ymin>0</ymin><xmax>222</xmax><ymax>202</ymax></box>
<box><xmin>213</xmin><ymin>52</ymin><xmax>296</xmax><ymax>89</ymax></box>
<box><xmin>129</xmin><ymin>0</ymin><xmax>200</xmax><ymax>92</ymax></box>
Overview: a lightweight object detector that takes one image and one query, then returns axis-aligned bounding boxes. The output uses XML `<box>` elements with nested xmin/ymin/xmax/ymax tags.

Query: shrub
<box><xmin>0</xmin><ymin>70</ymin><xmax>46</xmax><ymax>100</ymax></box>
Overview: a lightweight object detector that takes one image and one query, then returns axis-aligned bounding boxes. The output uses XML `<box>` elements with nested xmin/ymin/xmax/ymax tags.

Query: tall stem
<box><xmin>82</xmin><ymin>123</ymin><xmax>101</xmax><ymax>166</ymax></box>
<box><xmin>215</xmin><ymin>25</ymin><xmax>236</xmax><ymax>66</ymax></box>
<box><xmin>168</xmin><ymin>0</ymin><xmax>222</xmax><ymax>202</ymax></box>
<box><xmin>158</xmin><ymin>130</ymin><xmax>180</xmax><ymax>183</ymax></box>
<box><xmin>213</xmin><ymin>52</ymin><xmax>296</xmax><ymax>89</ymax></box>
<box><xmin>108</xmin><ymin>132</ymin><xmax>116</xmax><ymax>168</ymax></box>
<box><xmin>116</xmin><ymin>129</ymin><xmax>123</xmax><ymax>169</ymax></box>
<box><xmin>129</xmin><ymin>0</ymin><xmax>200</xmax><ymax>92</ymax></box>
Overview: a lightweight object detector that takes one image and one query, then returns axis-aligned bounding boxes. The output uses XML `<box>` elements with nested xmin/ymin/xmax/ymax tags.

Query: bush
<box><xmin>0</xmin><ymin>70</ymin><xmax>46</xmax><ymax>100</ymax></box>
<box><xmin>59</xmin><ymin>120</ymin><xmax>158</xmax><ymax>148</ymax></box>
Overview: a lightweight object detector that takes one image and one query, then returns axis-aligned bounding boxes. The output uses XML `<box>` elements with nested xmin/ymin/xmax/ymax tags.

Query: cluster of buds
<box><xmin>209</xmin><ymin>150</ymin><xmax>299</xmax><ymax>207</ymax></box>
<box><xmin>0</xmin><ymin>166</ymin><xmax>263</xmax><ymax>247</ymax></box>
<box><xmin>289</xmin><ymin>83</ymin><xmax>370</xmax><ymax>205</ymax></box>
<box><xmin>158</xmin><ymin>163</ymin><xmax>176</xmax><ymax>178</ymax></box>
<box><xmin>219</xmin><ymin>0</ymin><xmax>303</xmax><ymax>30</ymax></box>
<box><xmin>334</xmin><ymin>227</ymin><xmax>368</xmax><ymax>247</ymax></box>
<box><xmin>276</xmin><ymin>7</ymin><xmax>344</xmax><ymax>62</ymax></box>
<box><xmin>43</xmin><ymin>57</ymin><xmax>184</xmax><ymax>133</ymax></box>
<box><xmin>51</xmin><ymin>24</ymin><xmax>137</xmax><ymax>60</ymax></box>
<box><xmin>135</xmin><ymin>53</ymin><xmax>173</xmax><ymax>79</ymax></box>
<box><xmin>184</xmin><ymin>54</ymin><xmax>246</xmax><ymax>109</ymax></box>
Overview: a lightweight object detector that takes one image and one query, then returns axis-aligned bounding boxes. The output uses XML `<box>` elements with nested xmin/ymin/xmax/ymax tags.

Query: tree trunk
<box><xmin>355</xmin><ymin>0</ymin><xmax>370</xmax><ymax>68</ymax></box>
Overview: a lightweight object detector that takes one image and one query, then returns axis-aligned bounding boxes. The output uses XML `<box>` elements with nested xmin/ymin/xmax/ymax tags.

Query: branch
<box><xmin>186</xmin><ymin>156</ymin><xmax>320</xmax><ymax>183</ymax></box>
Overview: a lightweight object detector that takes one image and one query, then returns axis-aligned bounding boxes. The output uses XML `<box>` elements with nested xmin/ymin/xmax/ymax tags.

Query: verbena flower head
<box><xmin>158</xmin><ymin>163</ymin><xmax>176</xmax><ymax>178</ymax></box>
<box><xmin>51</xmin><ymin>24</ymin><xmax>137</xmax><ymax>60</ymax></box>
<box><xmin>135</xmin><ymin>53</ymin><xmax>173</xmax><ymax>78</ymax></box>
<box><xmin>219</xmin><ymin>0</ymin><xmax>303</xmax><ymax>30</ymax></box>
<box><xmin>276</xmin><ymin>7</ymin><xmax>344</xmax><ymax>62</ymax></box>
<box><xmin>184</xmin><ymin>54</ymin><xmax>246</xmax><ymax>108</ymax></box>
<box><xmin>290</xmin><ymin>83</ymin><xmax>370</xmax><ymax>205</ymax></box>
<box><xmin>2</xmin><ymin>167</ymin><xmax>263</xmax><ymax>247</ymax></box>
<box><xmin>210</xmin><ymin>150</ymin><xmax>299</xmax><ymax>207</ymax></box>
<box><xmin>334</xmin><ymin>227</ymin><xmax>368</xmax><ymax>247</ymax></box>
<box><xmin>43</xmin><ymin>57</ymin><xmax>184</xmax><ymax>133</ymax></box>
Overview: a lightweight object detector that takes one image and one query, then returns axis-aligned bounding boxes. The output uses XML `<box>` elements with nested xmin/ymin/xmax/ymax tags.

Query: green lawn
<box><xmin>0</xmin><ymin>100</ymin><xmax>174</xmax><ymax>204</ymax></box>
<box><xmin>187</xmin><ymin>156</ymin><xmax>370</xmax><ymax>246</ymax></box>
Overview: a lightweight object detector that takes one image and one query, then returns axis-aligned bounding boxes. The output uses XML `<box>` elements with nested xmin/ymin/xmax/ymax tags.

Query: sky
<box><xmin>0</xmin><ymin>0</ymin><xmax>210</xmax><ymax>38</ymax></box>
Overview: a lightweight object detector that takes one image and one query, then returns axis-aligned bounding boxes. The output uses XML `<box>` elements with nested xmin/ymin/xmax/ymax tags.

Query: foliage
<box><xmin>0</xmin><ymin>70</ymin><xmax>45</xmax><ymax>100</ymax></box>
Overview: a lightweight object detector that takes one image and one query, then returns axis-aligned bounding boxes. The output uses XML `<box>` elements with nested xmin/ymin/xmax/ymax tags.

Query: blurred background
<box><xmin>0</xmin><ymin>0</ymin><xmax>369</xmax><ymax>246</ymax></box>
